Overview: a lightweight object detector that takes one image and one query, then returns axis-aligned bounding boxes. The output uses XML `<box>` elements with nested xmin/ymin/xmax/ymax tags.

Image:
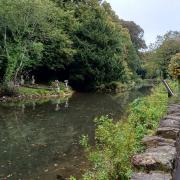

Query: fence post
<box><xmin>162</xmin><ymin>80</ymin><xmax>174</xmax><ymax>97</ymax></box>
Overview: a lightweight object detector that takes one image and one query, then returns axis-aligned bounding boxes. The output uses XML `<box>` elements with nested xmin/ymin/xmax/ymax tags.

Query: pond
<box><xmin>0</xmin><ymin>86</ymin><xmax>152</xmax><ymax>180</ymax></box>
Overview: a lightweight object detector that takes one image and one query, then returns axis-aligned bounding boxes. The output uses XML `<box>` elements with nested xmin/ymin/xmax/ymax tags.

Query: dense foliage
<box><xmin>0</xmin><ymin>0</ymin><xmax>75</xmax><ymax>83</ymax></box>
<box><xmin>143</xmin><ymin>31</ymin><xmax>180</xmax><ymax>79</ymax></box>
<box><xmin>169</xmin><ymin>53</ymin><xmax>180</xmax><ymax>90</ymax></box>
<box><xmin>120</xmin><ymin>20</ymin><xmax>147</xmax><ymax>51</ymax></box>
<box><xmin>169</xmin><ymin>53</ymin><xmax>180</xmax><ymax>79</ymax></box>
<box><xmin>80</xmin><ymin>83</ymin><xmax>170</xmax><ymax>179</ymax></box>
<box><xmin>0</xmin><ymin>0</ymin><xmax>145</xmax><ymax>91</ymax></box>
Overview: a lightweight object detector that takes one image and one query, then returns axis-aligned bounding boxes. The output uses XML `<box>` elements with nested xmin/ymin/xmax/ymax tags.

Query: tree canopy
<box><xmin>143</xmin><ymin>31</ymin><xmax>180</xmax><ymax>79</ymax></box>
<box><xmin>0</xmin><ymin>0</ymin><xmax>146</xmax><ymax>90</ymax></box>
<box><xmin>169</xmin><ymin>53</ymin><xmax>180</xmax><ymax>80</ymax></box>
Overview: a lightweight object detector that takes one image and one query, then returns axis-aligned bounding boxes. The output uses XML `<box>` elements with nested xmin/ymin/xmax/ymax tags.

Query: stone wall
<box><xmin>131</xmin><ymin>104</ymin><xmax>180</xmax><ymax>180</ymax></box>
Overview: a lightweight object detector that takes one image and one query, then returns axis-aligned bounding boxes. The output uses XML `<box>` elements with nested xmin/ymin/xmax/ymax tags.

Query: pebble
<box><xmin>7</xmin><ymin>174</ymin><xmax>12</xmax><ymax>178</ymax></box>
<box><xmin>44</xmin><ymin>169</ymin><xmax>48</xmax><ymax>172</ymax></box>
<box><xmin>54</xmin><ymin>163</ymin><xmax>58</xmax><ymax>167</ymax></box>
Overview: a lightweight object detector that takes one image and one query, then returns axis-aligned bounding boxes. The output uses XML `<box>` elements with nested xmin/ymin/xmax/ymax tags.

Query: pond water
<box><xmin>0</xmin><ymin>86</ymin><xmax>152</xmax><ymax>180</ymax></box>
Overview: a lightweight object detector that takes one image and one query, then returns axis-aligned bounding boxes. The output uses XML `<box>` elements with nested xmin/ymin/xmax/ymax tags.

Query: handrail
<box><xmin>162</xmin><ymin>80</ymin><xmax>175</xmax><ymax>97</ymax></box>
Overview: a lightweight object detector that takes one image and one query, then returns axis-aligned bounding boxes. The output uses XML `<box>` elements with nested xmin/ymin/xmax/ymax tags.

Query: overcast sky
<box><xmin>106</xmin><ymin>0</ymin><xmax>180</xmax><ymax>46</ymax></box>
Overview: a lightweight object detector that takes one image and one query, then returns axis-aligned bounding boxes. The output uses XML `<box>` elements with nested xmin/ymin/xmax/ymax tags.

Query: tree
<box><xmin>0</xmin><ymin>0</ymin><xmax>74</xmax><ymax>83</ymax></box>
<box><xmin>102</xmin><ymin>1</ymin><xmax>146</xmax><ymax>52</ymax></box>
<box><xmin>120</xmin><ymin>20</ymin><xmax>146</xmax><ymax>51</ymax></box>
<box><xmin>143</xmin><ymin>31</ymin><xmax>180</xmax><ymax>79</ymax></box>
<box><xmin>156</xmin><ymin>32</ymin><xmax>180</xmax><ymax>78</ymax></box>
<box><xmin>69</xmin><ymin>0</ymin><xmax>132</xmax><ymax>90</ymax></box>
<box><xmin>102</xmin><ymin>1</ymin><xmax>144</xmax><ymax>75</ymax></box>
<box><xmin>169</xmin><ymin>53</ymin><xmax>180</xmax><ymax>89</ymax></box>
<box><xmin>0</xmin><ymin>0</ymin><xmax>146</xmax><ymax>91</ymax></box>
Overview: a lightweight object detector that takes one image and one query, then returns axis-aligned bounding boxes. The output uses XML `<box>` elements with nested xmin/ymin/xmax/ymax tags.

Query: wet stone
<box><xmin>156</xmin><ymin>127</ymin><xmax>179</xmax><ymax>140</ymax></box>
<box><xmin>131</xmin><ymin>171</ymin><xmax>172</xmax><ymax>180</ymax></box>
<box><xmin>132</xmin><ymin>146</ymin><xmax>176</xmax><ymax>172</ymax></box>
<box><xmin>142</xmin><ymin>136</ymin><xmax>175</xmax><ymax>148</ymax></box>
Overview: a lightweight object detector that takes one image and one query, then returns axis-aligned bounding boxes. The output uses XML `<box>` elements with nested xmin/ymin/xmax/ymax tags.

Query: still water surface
<box><xmin>0</xmin><ymin>87</ymin><xmax>151</xmax><ymax>180</ymax></box>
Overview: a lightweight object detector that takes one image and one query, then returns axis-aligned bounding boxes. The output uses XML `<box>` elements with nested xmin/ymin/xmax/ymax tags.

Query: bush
<box><xmin>0</xmin><ymin>83</ymin><xmax>19</xmax><ymax>97</ymax></box>
<box><xmin>169</xmin><ymin>53</ymin><xmax>180</xmax><ymax>79</ymax></box>
<box><xmin>81</xmin><ymin>83</ymin><xmax>170</xmax><ymax>179</ymax></box>
<box><xmin>97</xmin><ymin>81</ymin><xmax>129</xmax><ymax>93</ymax></box>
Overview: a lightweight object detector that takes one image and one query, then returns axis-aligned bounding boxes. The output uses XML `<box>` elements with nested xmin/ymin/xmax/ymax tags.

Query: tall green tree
<box><xmin>102</xmin><ymin>1</ymin><xmax>143</xmax><ymax>75</ymax></box>
<box><xmin>156</xmin><ymin>31</ymin><xmax>180</xmax><ymax>78</ymax></box>
<box><xmin>120</xmin><ymin>20</ymin><xmax>146</xmax><ymax>51</ymax></box>
<box><xmin>0</xmin><ymin>0</ymin><xmax>74</xmax><ymax>83</ymax></box>
<box><xmin>69</xmin><ymin>0</ymin><xmax>132</xmax><ymax>90</ymax></box>
<box><xmin>143</xmin><ymin>31</ymin><xmax>180</xmax><ymax>79</ymax></box>
<box><xmin>0</xmin><ymin>0</ymin><xmax>146</xmax><ymax>91</ymax></box>
<box><xmin>169</xmin><ymin>53</ymin><xmax>180</xmax><ymax>89</ymax></box>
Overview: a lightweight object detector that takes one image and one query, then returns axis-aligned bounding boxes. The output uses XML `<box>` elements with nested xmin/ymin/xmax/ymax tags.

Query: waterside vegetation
<box><xmin>0</xmin><ymin>0</ymin><xmax>179</xmax><ymax>179</ymax></box>
<box><xmin>79</xmin><ymin>82</ymin><xmax>179</xmax><ymax>180</ymax></box>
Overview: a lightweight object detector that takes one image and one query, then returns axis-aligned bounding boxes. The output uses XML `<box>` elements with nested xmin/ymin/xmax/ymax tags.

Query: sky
<box><xmin>106</xmin><ymin>0</ymin><xmax>180</xmax><ymax>46</ymax></box>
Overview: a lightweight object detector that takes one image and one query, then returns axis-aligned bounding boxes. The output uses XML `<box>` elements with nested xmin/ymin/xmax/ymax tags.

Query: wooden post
<box><xmin>162</xmin><ymin>80</ymin><xmax>174</xmax><ymax>97</ymax></box>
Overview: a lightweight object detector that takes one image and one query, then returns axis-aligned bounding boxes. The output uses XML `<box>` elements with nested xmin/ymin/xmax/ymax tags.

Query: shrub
<box><xmin>0</xmin><ymin>83</ymin><xmax>19</xmax><ymax>97</ymax></box>
<box><xmin>169</xmin><ymin>53</ymin><xmax>180</xmax><ymax>91</ymax></box>
<box><xmin>81</xmin><ymin>83</ymin><xmax>169</xmax><ymax>179</ymax></box>
<box><xmin>169</xmin><ymin>53</ymin><xmax>180</xmax><ymax>80</ymax></box>
<box><xmin>97</xmin><ymin>81</ymin><xmax>129</xmax><ymax>93</ymax></box>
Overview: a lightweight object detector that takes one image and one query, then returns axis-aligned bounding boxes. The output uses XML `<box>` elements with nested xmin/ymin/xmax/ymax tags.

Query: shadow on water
<box><xmin>0</xmin><ymin>86</ymin><xmax>152</xmax><ymax>179</ymax></box>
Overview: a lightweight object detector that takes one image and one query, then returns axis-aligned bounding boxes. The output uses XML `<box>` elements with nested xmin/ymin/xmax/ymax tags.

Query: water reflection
<box><xmin>0</xmin><ymin>86</ymin><xmax>151</xmax><ymax>179</ymax></box>
<box><xmin>32</xmin><ymin>102</ymin><xmax>36</xmax><ymax>111</ymax></box>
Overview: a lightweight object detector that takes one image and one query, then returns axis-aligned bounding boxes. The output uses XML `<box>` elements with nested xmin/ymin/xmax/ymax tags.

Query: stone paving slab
<box><xmin>160</xmin><ymin>119</ymin><xmax>180</xmax><ymax>128</ymax></box>
<box><xmin>142</xmin><ymin>136</ymin><xmax>175</xmax><ymax>148</ymax></box>
<box><xmin>168</xmin><ymin>105</ymin><xmax>180</xmax><ymax>114</ymax></box>
<box><xmin>132</xmin><ymin>145</ymin><xmax>176</xmax><ymax>172</ymax></box>
<box><xmin>131</xmin><ymin>104</ymin><xmax>180</xmax><ymax>180</ymax></box>
<box><xmin>156</xmin><ymin>127</ymin><xmax>179</xmax><ymax>140</ymax></box>
<box><xmin>166</xmin><ymin>115</ymin><xmax>180</xmax><ymax>121</ymax></box>
<box><xmin>131</xmin><ymin>172</ymin><xmax>172</xmax><ymax>180</ymax></box>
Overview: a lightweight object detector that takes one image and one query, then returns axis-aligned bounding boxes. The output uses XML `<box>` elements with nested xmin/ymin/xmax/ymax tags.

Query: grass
<box><xmin>18</xmin><ymin>87</ymin><xmax>60</xmax><ymax>96</ymax></box>
<box><xmin>18</xmin><ymin>81</ymin><xmax>72</xmax><ymax>97</ymax></box>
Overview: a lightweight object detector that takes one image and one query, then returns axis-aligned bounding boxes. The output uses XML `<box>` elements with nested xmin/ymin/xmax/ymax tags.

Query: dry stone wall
<box><xmin>131</xmin><ymin>104</ymin><xmax>180</xmax><ymax>180</ymax></box>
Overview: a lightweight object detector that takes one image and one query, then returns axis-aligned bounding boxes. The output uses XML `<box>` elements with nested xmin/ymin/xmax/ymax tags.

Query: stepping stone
<box><xmin>132</xmin><ymin>145</ymin><xmax>176</xmax><ymax>172</ymax></box>
<box><xmin>160</xmin><ymin>119</ymin><xmax>180</xmax><ymax>128</ymax></box>
<box><xmin>168</xmin><ymin>105</ymin><xmax>180</xmax><ymax>114</ymax></box>
<box><xmin>142</xmin><ymin>136</ymin><xmax>175</xmax><ymax>148</ymax></box>
<box><xmin>169</xmin><ymin>104</ymin><xmax>180</xmax><ymax>108</ymax></box>
<box><xmin>156</xmin><ymin>127</ymin><xmax>179</xmax><ymax>140</ymax></box>
<box><xmin>166</xmin><ymin>115</ymin><xmax>180</xmax><ymax>121</ymax></box>
<box><xmin>131</xmin><ymin>171</ymin><xmax>172</xmax><ymax>180</ymax></box>
<box><xmin>168</xmin><ymin>113</ymin><xmax>180</xmax><ymax>117</ymax></box>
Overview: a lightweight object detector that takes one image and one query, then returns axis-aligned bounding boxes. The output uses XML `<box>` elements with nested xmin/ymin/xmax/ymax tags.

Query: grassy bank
<box><xmin>79</xmin><ymin>82</ymin><xmax>178</xmax><ymax>180</ymax></box>
<box><xmin>0</xmin><ymin>83</ymin><xmax>73</xmax><ymax>102</ymax></box>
